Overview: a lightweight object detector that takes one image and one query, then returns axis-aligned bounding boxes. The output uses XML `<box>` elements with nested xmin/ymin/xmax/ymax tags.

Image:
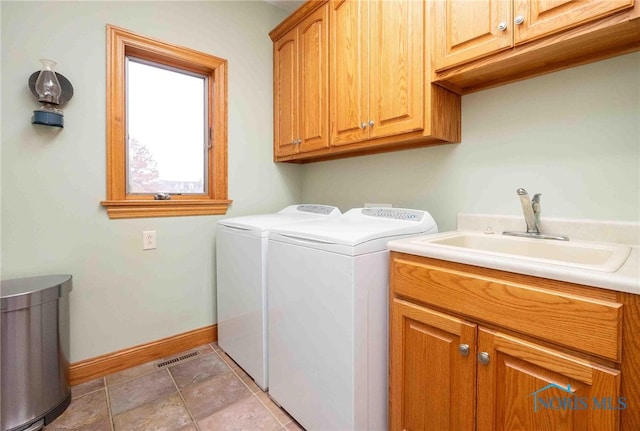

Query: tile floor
<box><xmin>45</xmin><ymin>343</ymin><xmax>305</xmax><ymax>431</ymax></box>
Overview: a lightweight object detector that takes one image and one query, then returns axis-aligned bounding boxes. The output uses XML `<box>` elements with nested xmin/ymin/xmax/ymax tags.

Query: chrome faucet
<box><xmin>517</xmin><ymin>188</ymin><xmax>541</xmax><ymax>234</ymax></box>
<box><xmin>503</xmin><ymin>188</ymin><xmax>569</xmax><ymax>241</ymax></box>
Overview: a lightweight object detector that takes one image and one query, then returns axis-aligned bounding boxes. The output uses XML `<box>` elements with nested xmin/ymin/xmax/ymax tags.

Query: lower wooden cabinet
<box><xmin>389</xmin><ymin>253</ymin><xmax>638</xmax><ymax>431</ymax></box>
<box><xmin>390</xmin><ymin>298</ymin><xmax>621</xmax><ymax>431</ymax></box>
<box><xmin>390</xmin><ymin>298</ymin><xmax>476</xmax><ymax>431</ymax></box>
<box><xmin>476</xmin><ymin>329</ymin><xmax>621</xmax><ymax>431</ymax></box>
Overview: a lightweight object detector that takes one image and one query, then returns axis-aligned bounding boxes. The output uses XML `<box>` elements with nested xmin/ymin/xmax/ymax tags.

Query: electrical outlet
<box><xmin>143</xmin><ymin>230</ymin><xmax>156</xmax><ymax>250</ymax></box>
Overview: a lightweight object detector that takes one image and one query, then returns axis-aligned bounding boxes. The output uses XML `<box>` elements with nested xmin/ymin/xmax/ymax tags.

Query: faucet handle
<box><xmin>532</xmin><ymin>193</ymin><xmax>541</xmax><ymax>206</ymax></box>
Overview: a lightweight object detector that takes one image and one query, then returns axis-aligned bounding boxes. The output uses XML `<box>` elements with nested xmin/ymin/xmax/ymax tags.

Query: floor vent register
<box><xmin>155</xmin><ymin>350</ymin><xmax>200</xmax><ymax>368</ymax></box>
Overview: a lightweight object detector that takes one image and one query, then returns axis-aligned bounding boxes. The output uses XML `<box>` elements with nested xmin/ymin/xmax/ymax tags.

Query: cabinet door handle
<box><xmin>497</xmin><ymin>22</ymin><xmax>507</xmax><ymax>32</ymax></box>
<box><xmin>458</xmin><ymin>344</ymin><xmax>470</xmax><ymax>356</ymax></box>
<box><xmin>514</xmin><ymin>15</ymin><xmax>525</xmax><ymax>25</ymax></box>
<box><xmin>361</xmin><ymin>122</ymin><xmax>368</xmax><ymax>129</ymax></box>
<box><xmin>478</xmin><ymin>352</ymin><xmax>490</xmax><ymax>365</ymax></box>
<box><xmin>369</xmin><ymin>120</ymin><xmax>375</xmax><ymax>127</ymax></box>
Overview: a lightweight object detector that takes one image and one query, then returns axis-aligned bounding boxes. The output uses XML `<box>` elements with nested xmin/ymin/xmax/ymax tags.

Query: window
<box><xmin>127</xmin><ymin>59</ymin><xmax>207</xmax><ymax>195</ymax></box>
<box><xmin>101</xmin><ymin>25</ymin><xmax>231</xmax><ymax>219</ymax></box>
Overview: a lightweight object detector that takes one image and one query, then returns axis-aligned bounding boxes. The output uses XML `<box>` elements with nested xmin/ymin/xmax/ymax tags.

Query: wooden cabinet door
<box><xmin>513</xmin><ymin>0</ymin><xmax>634</xmax><ymax>45</ymax></box>
<box><xmin>390</xmin><ymin>298</ymin><xmax>476</xmax><ymax>431</ymax></box>
<box><xmin>298</xmin><ymin>4</ymin><xmax>330</xmax><ymax>153</ymax></box>
<box><xmin>434</xmin><ymin>0</ymin><xmax>512</xmax><ymax>71</ymax></box>
<box><xmin>330</xmin><ymin>0</ymin><xmax>369</xmax><ymax>146</ymax></box>
<box><xmin>477</xmin><ymin>328</ymin><xmax>621</xmax><ymax>431</ymax></box>
<box><xmin>274</xmin><ymin>28</ymin><xmax>298</xmax><ymax>158</ymax></box>
<box><xmin>368</xmin><ymin>0</ymin><xmax>424</xmax><ymax>139</ymax></box>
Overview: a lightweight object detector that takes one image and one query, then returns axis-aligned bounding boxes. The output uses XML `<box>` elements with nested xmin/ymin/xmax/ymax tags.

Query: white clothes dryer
<box><xmin>267</xmin><ymin>208</ymin><xmax>438</xmax><ymax>431</ymax></box>
<box><xmin>216</xmin><ymin>204</ymin><xmax>341</xmax><ymax>390</ymax></box>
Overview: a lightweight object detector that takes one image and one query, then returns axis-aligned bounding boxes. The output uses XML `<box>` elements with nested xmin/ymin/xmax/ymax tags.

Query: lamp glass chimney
<box><xmin>35</xmin><ymin>59</ymin><xmax>62</xmax><ymax>105</ymax></box>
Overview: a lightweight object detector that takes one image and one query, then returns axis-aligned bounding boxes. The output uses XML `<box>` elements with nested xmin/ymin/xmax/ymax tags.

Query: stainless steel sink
<box><xmin>410</xmin><ymin>232</ymin><xmax>631</xmax><ymax>272</ymax></box>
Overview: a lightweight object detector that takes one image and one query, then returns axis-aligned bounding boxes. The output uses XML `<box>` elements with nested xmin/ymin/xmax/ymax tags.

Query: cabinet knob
<box><xmin>361</xmin><ymin>122</ymin><xmax>368</xmax><ymax>129</ymax></box>
<box><xmin>514</xmin><ymin>15</ymin><xmax>525</xmax><ymax>25</ymax></box>
<box><xmin>458</xmin><ymin>344</ymin><xmax>470</xmax><ymax>356</ymax></box>
<box><xmin>296</xmin><ymin>139</ymin><xmax>302</xmax><ymax>145</ymax></box>
<box><xmin>478</xmin><ymin>352</ymin><xmax>490</xmax><ymax>365</ymax></box>
<box><xmin>369</xmin><ymin>120</ymin><xmax>375</xmax><ymax>127</ymax></box>
<box><xmin>497</xmin><ymin>22</ymin><xmax>508</xmax><ymax>32</ymax></box>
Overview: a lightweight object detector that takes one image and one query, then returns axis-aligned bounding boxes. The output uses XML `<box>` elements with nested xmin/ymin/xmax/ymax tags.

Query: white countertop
<box><xmin>387</xmin><ymin>214</ymin><xmax>640</xmax><ymax>295</ymax></box>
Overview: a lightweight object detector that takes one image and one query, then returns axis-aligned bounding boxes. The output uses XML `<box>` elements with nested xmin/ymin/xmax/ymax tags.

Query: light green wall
<box><xmin>2</xmin><ymin>1</ymin><xmax>639</xmax><ymax>364</ymax></box>
<box><xmin>301</xmin><ymin>52</ymin><xmax>640</xmax><ymax>232</ymax></box>
<box><xmin>1</xmin><ymin>1</ymin><xmax>300</xmax><ymax>362</ymax></box>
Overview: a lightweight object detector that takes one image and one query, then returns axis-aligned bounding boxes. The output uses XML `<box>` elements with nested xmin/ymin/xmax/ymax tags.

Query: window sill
<box><xmin>101</xmin><ymin>199</ymin><xmax>232</xmax><ymax>219</ymax></box>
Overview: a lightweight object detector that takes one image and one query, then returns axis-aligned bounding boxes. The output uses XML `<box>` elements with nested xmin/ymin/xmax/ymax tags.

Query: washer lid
<box><xmin>269</xmin><ymin>207</ymin><xmax>438</xmax><ymax>248</ymax></box>
<box><xmin>217</xmin><ymin>204</ymin><xmax>341</xmax><ymax>232</ymax></box>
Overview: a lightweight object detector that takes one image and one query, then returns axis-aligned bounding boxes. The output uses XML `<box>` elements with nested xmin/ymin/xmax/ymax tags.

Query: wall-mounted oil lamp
<box><xmin>28</xmin><ymin>59</ymin><xmax>74</xmax><ymax>128</ymax></box>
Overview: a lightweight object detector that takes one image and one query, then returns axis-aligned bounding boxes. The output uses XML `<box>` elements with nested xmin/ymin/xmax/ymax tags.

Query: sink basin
<box><xmin>411</xmin><ymin>232</ymin><xmax>632</xmax><ymax>272</ymax></box>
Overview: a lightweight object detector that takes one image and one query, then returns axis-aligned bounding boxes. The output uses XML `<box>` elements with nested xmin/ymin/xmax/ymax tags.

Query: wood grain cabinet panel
<box><xmin>270</xmin><ymin>0</ymin><xmax>461</xmax><ymax>163</ymax></box>
<box><xmin>298</xmin><ymin>7</ymin><xmax>330</xmax><ymax>153</ymax></box>
<box><xmin>330</xmin><ymin>0</ymin><xmax>369</xmax><ymax>146</ymax></box>
<box><xmin>514</xmin><ymin>0</ymin><xmax>634</xmax><ymax>45</ymax></box>
<box><xmin>389</xmin><ymin>252</ymin><xmax>636</xmax><ymax>431</ymax></box>
<box><xmin>391</xmin><ymin>256</ymin><xmax>622</xmax><ymax>361</ymax></box>
<box><xmin>477</xmin><ymin>329</ymin><xmax>621</xmax><ymax>431</ymax></box>
<box><xmin>435</xmin><ymin>0</ymin><xmax>634</xmax><ymax>72</ymax></box>
<box><xmin>274</xmin><ymin>30</ymin><xmax>298</xmax><ymax>158</ymax></box>
<box><xmin>432</xmin><ymin>0</ymin><xmax>638</xmax><ymax>93</ymax></box>
<box><xmin>332</xmin><ymin>0</ymin><xmax>425</xmax><ymax>146</ymax></box>
<box><xmin>390</xmin><ymin>298</ymin><xmax>476</xmax><ymax>431</ymax></box>
<box><xmin>273</xmin><ymin>3</ymin><xmax>329</xmax><ymax>158</ymax></box>
<box><xmin>434</xmin><ymin>0</ymin><xmax>513</xmax><ymax>71</ymax></box>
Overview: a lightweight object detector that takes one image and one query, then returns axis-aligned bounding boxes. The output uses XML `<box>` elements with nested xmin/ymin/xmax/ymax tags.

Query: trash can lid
<box><xmin>1</xmin><ymin>274</ymin><xmax>72</xmax><ymax>312</ymax></box>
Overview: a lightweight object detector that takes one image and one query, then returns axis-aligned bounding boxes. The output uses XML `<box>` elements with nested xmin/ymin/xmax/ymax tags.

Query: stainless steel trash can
<box><xmin>1</xmin><ymin>275</ymin><xmax>72</xmax><ymax>431</ymax></box>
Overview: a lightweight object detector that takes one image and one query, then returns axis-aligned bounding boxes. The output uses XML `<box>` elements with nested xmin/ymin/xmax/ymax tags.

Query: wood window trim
<box><xmin>101</xmin><ymin>25</ymin><xmax>231</xmax><ymax>219</ymax></box>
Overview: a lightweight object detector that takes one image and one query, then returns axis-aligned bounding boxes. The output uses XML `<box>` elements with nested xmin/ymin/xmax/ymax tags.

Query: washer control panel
<box><xmin>297</xmin><ymin>204</ymin><xmax>338</xmax><ymax>215</ymax></box>
<box><xmin>361</xmin><ymin>208</ymin><xmax>424</xmax><ymax>221</ymax></box>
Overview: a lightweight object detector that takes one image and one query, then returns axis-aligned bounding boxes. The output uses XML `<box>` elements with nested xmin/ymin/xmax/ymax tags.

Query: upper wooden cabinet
<box><xmin>515</xmin><ymin>0</ymin><xmax>633</xmax><ymax>44</ymax></box>
<box><xmin>270</xmin><ymin>0</ymin><xmax>461</xmax><ymax>163</ymax></box>
<box><xmin>432</xmin><ymin>0</ymin><xmax>639</xmax><ymax>93</ymax></box>
<box><xmin>434</xmin><ymin>0</ymin><xmax>514</xmax><ymax>71</ymax></box>
<box><xmin>331</xmin><ymin>0</ymin><xmax>425</xmax><ymax>146</ymax></box>
<box><xmin>273</xmin><ymin>3</ymin><xmax>329</xmax><ymax>158</ymax></box>
<box><xmin>435</xmin><ymin>0</ymin><xmax>634</xmax><ymax>71</ymax></box>
<box><xmin>329</xmin><ymin>0</ymin><xmax>368</xmax><ymax>146</ymax></box>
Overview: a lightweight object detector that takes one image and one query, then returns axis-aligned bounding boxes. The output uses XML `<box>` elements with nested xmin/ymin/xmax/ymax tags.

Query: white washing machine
<box><xmin>267</xmin><ymin>207</ymin><xmax>438</xmax><ymax>431</ymax></box>
<box><xmin>216</xmin><ymin>204</ymin><xmax>341</xmax><ymax>390</ymax></box>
